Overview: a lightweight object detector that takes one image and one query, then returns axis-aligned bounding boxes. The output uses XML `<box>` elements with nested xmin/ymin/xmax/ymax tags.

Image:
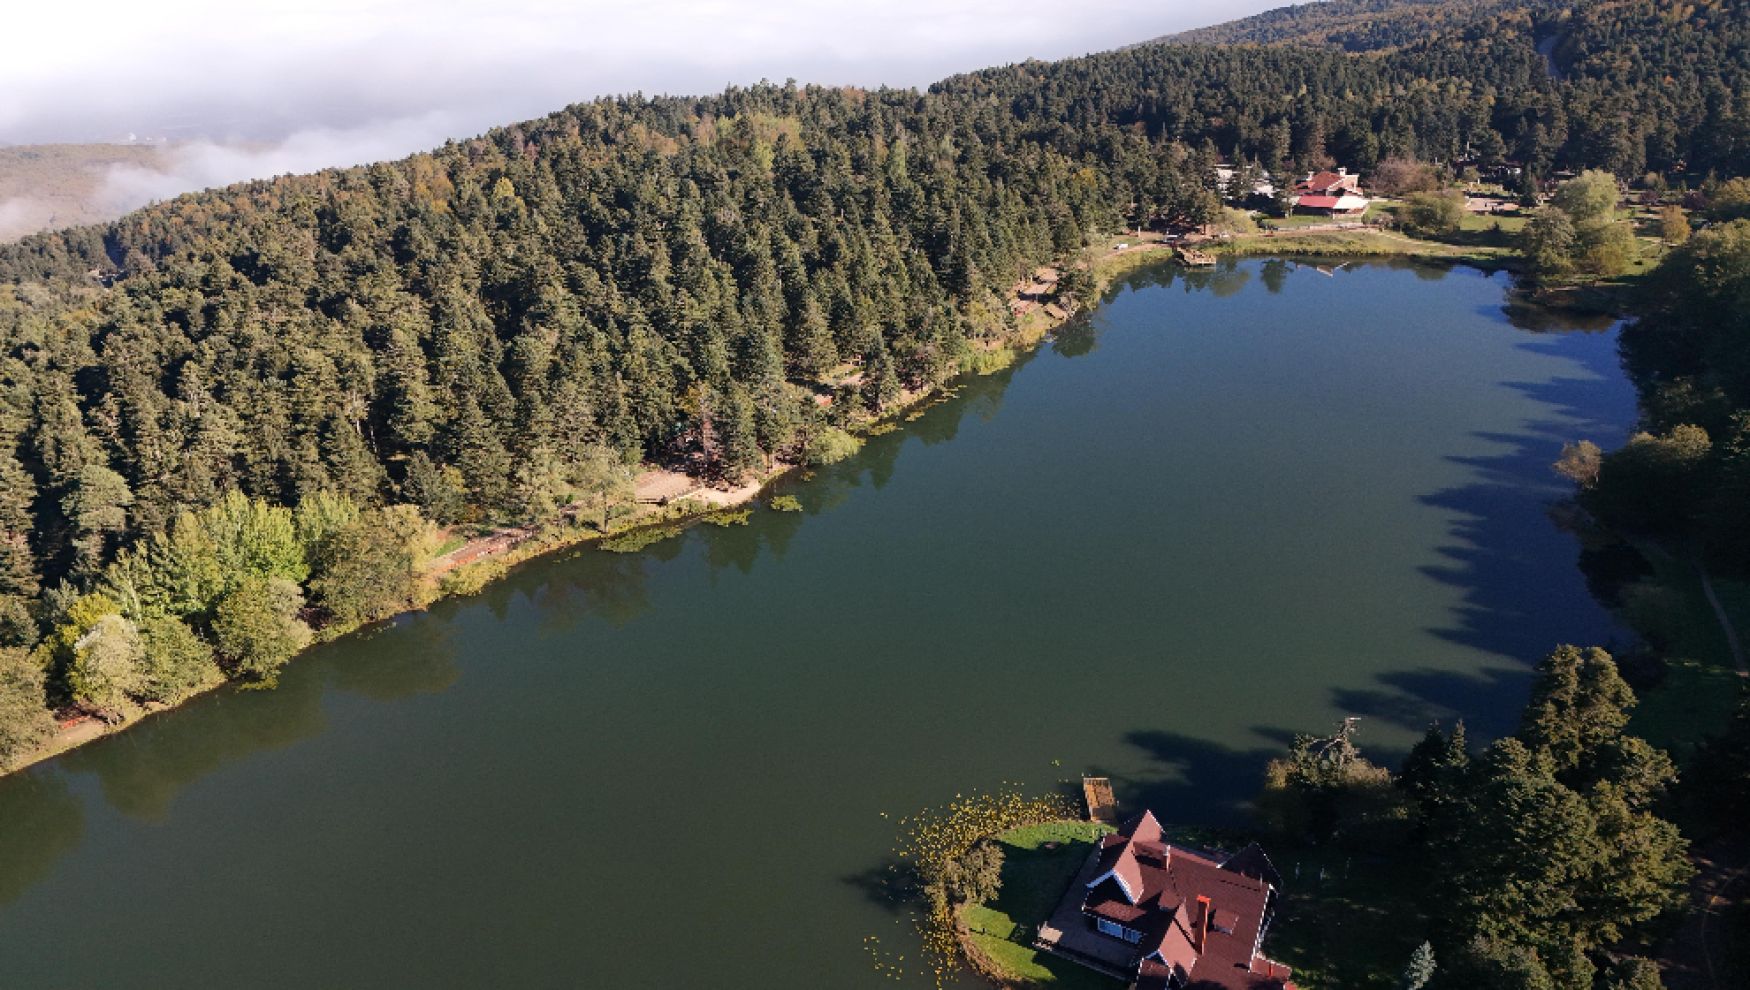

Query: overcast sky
<box><xmin>0</xmin><ymin>1</ymin><xmax>1280</xmax><ymax>221</ymax></box>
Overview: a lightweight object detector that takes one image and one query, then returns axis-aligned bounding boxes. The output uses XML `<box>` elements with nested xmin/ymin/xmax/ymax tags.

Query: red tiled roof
<box><xmin>1297</xmin><ymin>170</ymin><xmax>1356</xmax><ymax>193</ymax></box>
<box><xmin>1081</xmin><ymin>812</ymin><xmax>1287</xmax><ymax>990</ymax></box>
<box><xmin>1222</xmin><ymin>843</ymin><xmax>1283</xmax><ymax>890</ymax></box>
<box><xmin>1295</xmin><ymin>195</ymin><xmax>1343</xmax><ymax>209</ymax></box>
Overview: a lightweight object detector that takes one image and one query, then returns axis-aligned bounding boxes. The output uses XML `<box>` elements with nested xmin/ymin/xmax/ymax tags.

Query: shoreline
<box><xmin>2</xmin><ymin>229</ymin><xmax>1585</xmax><ymax>780</ymax></box>
<box><xmin>2</xmin><ymin>253</ymin><xmax>1092</xmax><ymax>779</ymax></box>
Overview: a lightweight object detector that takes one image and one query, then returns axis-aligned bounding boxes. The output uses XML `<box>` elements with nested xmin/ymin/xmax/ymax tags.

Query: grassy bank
<box><xmin>1212</xmin><ymin>227</ymin><xmax>1515</xmax><ymax>266</ymax></box>
<box><xmin>955</xmin><ymin>817</ymin><xmax>1425</xmax><ymax>990</ymax></box>
<box><xmin>3</xmin><ymin>253</ymin><xmax>1092</xmax><ymax>779</ymax></box>
<box><xmin>1265</xmin><ymin>844</ymin><xmax>1429</xmax><ymax>989</ymax></box>
<box><xmin>958</xmin><ymin>820</ymin><xmax>1119</xmax><ymax>990</ymax></box>
<box><xmin>1625</xmin><ymin>557</ymin><xmax>1750</xmax><ymax>760</ymax></box>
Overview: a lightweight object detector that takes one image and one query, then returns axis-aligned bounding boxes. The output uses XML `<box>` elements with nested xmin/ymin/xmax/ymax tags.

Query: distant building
<box><xmin>1079</xmin><ymin>811</ymin><xmax>1295</xmax><ymax>990</ymax></box>
<box><xmin>1292</xmin><ymin>194</ymin><xmax>1370</xmax><ymax>217</ymax></box>
<box><xmin>1294</xmin><ymin>168</ymin><xmax>1363</xmax><ymax>197</ymax></box>
<box><xmin>1213</xmin><ymin>164</ymin><xmax>1276</xmax><ymax>200</ymax></box>
<box><xmin>1289</xmin><ymin>168</ymin><xmax>1369</xmax><ymax>217</ymax></box>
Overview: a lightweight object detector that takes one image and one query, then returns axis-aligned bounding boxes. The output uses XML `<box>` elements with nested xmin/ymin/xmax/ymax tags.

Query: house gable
<box><xmin>1077</xmin><ymin>810</ymin><xmax>1293</xmax><ymax>990</ymax></box>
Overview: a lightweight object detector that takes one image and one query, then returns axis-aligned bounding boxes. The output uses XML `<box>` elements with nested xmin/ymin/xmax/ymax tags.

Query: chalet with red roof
<box><xmin>1078</xmin><ymin>811</ymin><xmax>1294</xmax><ymax>990</ymax></box>
<box><xmin>1294</xmin><ymin>168</ymin><xmax>1362</xmax><ymax>197</ymax></box>
<box><xmin>1291</xmin><ymin>168</ymin><xmax>1370</xmax><ymax>217</ymax></box>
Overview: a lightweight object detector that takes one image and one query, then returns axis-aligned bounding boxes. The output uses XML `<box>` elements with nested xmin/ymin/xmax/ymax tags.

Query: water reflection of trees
<box><xmin>0</xmin><ymin>772</ymin><xmax>84</xmax><ymax>907</ymax></box>
<box><xmin>543</xmin><ymin>355</ymin><xmax>1031</xmax><ymax>602</ymax></box>
<box><xmin>49</xmin><ymin>616</ymin><xmax>460</xmax><ymax>824</ymax></box>
<box><xmin>60</xmin><ymin>664</ymin><xmax>329</xmax><ymax>822</ymax></box>
<box><xmin>328</xmin><ymin>617</ymin><xmax>462</xmax><ymax>701</ymax></box>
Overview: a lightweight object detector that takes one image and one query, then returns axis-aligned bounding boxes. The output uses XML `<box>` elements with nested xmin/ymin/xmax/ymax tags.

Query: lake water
<box><xmin>0</xmin><ymin>259</ymin><xmax>1636</xmax><ymax>988</ymax></box>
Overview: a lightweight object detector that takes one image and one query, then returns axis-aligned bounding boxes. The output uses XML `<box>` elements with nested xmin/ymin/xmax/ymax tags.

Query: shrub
<box><xmin>0</xmin><ymin>648</ymin><xmax>54</xmax><ymax>770</ymax></box>
<box><xmin>1401</xmin><ymin>190</ymin><xmax>1465</xmax><ymax>236</ymax></box>
<box><xmin>213</xmin><ymin>577</ymin><xmax>312</xmax><ymax>686</ymax></box>
<box><xmin>1372</xmin><ymin>156</ymin><xmax>1441</xmax><ymax>196</ymax></box>
<box><xmin>138</xmin><ymin>616</ymin><xmax>220</xmax><ymax>704</ymax></box>
<box><xmin>804</xmin><ymin>427</ymin><xmax>862</xmax><ymax>466</ymax></box>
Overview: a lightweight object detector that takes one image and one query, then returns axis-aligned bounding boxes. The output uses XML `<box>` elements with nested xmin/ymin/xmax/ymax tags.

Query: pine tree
<box><xmin>1399</xmin><ymin>941</ymin><xmax>1435</xmax><ymax>990</ymax></box>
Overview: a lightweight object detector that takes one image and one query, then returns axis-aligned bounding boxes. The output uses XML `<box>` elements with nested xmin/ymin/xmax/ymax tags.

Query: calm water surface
<box><xmin>0</xmin><ymin>260</ymin><xmax>1635</xmax><ymax>988</ymax></box>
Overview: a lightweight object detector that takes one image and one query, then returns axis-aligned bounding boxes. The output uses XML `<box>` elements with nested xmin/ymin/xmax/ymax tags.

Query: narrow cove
<box><xmin>0</xmin><ymin>259</ymin><xmax>1636</xmax><ymax>988</ymax></box>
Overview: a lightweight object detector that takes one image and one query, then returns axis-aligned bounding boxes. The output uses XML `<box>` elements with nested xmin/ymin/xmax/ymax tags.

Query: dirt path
<box><xmin>1662</xmin><ymin>841</ymin><xmax>1749</xmax><ymax>990</ymax></box>
<box><xmin>427</xmin><ymin>467</ymin><xmax>774</xmax><ymax>578</ymax></box>
<box><xmin>1696</xmin><ymin>563</ymin><xmax>1749</xmax><ymax>677</ymax></box>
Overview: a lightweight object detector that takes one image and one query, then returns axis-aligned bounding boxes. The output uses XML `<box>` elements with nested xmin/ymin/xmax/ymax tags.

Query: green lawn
<box><xmin>1455</xmin><ymin>211</ymin><xmax>1527</xmax><ymax>235</ymax></box>
<box><xmin>1263</xmin><ymin>213</ymin><xmax>1346</xmax><ymax>229</ymax></box>
<box><xmin>958</xmin><ymin>819</ymin><xmax>1436</xmax><ymax>990</ymax></box>
<box><xmin>959</xmin><ymin>820</ymin><xmax>1120</xmax><ymax>989</ymax></box>
<box><xmin>1218</xmin><ymin>227</ymin><xmax>1512</xmax><ymax>263</ymax></box>
<box><xmin>1628</xmin><ymin>557</ymin><xmax>1750</xmax><ymax>760</ymax></box>
<box><xmin>1265</xmin><ymin>846</ymin><xmax>1430</xmax><ymax>989</ymax></box>
<box><xmin>432</xmin><ymin>534</ymin><xmax>469</xmax><ymax>557</ymax></box>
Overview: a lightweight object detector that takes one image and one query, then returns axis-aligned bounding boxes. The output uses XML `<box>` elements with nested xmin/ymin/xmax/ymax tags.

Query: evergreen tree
<box><xmin>1399</xmin><ymin>940</ymin><xmax>1435</xmax><ymax>990</ymax></box>
<box><xmin>0</xmin><ymin>647</ymin><xmax>54</xmax><ymax>770</ymax></box>
<box><xmin>213</xmin><ymin>577</ymin><xmax>312</xmax><ymax>686</ymax></box>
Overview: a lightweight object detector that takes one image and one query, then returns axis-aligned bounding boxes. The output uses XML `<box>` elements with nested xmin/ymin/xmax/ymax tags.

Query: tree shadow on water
<box><xmin>1418</xmin><ymin>417</ymin><xmax>1629</xmax><ymax>665</ymax></box>
<box><xmin>0</xmin><ymin>772</ymin><xmax>84</xmax><ymax>909</ymax></box>
<box><xmin>1331</xmin><ymin>665</ymin><xmax>1531</xmax><ymax>745</ymax></box>
<box><xmin>842</xmin><ymin>859</ymin><xmax>915</xmax><ymax>914</ymax></box>
<box><xmin>1115</xmin><ymin>728</ymin><xmax>1291</xmax><ymax>829</ymax></box>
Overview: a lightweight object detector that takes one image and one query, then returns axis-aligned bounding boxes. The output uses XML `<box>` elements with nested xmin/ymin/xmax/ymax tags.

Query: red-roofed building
<box><xmin>1295</xmin><ymin>168</ymin><xmax>1363</xmax><ymax>197</ymax></box>
<box><xmin>1292</xmin><ymin>193</ymin><xmax>1370</xmax><ymax>216</ymax></box>
<box><xmin>1079</xmin><ymin>811</ymin><xmax>1295</xmax><ymax>990</ymax></box>
<box><xmin>1290</xmin><ymin>168</ymin><xmax>1370</xmax><ymax>217</ymax></box>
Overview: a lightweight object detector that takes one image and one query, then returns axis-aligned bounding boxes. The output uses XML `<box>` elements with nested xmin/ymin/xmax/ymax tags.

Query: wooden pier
<box><xmin>1174</xmin><ymin>245</ymin><xmax>1217</xmax><ymax>266</ymax></box>
<box><xmin>1082</xmin><ymin>776</ymin><xmax>1117</xmax><ymax>824</ymax></box>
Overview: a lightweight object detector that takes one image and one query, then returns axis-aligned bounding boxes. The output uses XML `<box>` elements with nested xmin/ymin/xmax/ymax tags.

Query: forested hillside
<box><xmin>1162</xmin><ymin>0</ymin><xmax>1526</xmax><ymax>50</ymax></box>
<box><xmin>1160</xmin><ymin>0</ymin><xmax>1750</xmax><ymax>178</ymax></box>
<box><xmin>1</xmin><ymin>0</ymin><xmax>1749</xmax><ymax>768</ymax></box>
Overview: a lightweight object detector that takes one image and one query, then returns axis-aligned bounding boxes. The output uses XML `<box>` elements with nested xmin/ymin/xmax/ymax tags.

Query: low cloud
<box><xmin>96</xmin><ymin>114</ymin><xmax>466</xmax><ymax>212</ymax></box>
<box><xmin>7</xmin><ymin>1</ymin><xmax>1273</xmax><ymax>143</ymax></box>
<box><xmin>3</xmin><ymin>0</ymin><xmax>1280</xmax><ymax>229</ymax></box>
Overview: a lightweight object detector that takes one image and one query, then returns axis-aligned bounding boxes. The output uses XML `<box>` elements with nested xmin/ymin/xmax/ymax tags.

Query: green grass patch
<box><xmin>1455</xmin><ymin>211</ymin><xmax>1527</xmax><ymax>234</ymax></box>
<box><xmin>1266</xmin><ymin>845</ymin><xmax>1430</xmax><ymax>989</ymax></box>
<box><xmin>599</xmin><ymin>523</ymin><xmax>685</xmax><ymax>553</ymax></box>
<box><xmin>1633</xmin><ymin>659</ymin><xmax>1745</xmax><ymax>762</ymax></box>
<box><xmin>1214</xmin><ymin>228</ymin><xmax>1512</xmax><ymax>264</ymax></box>
<box><xmin>959</xmin><ymin>345</ymin><xmax>1019</xmax><ymax>376</ymax></box>
<box><xmin>959</xmin><ymin>820</ymin><xmax>1119</xmax><ymax>989</ymax></box>
<box><xmin>432</xmin><ymin>534</ymin><xmax>468</xmax><ymax>557</ymax></box>
<box><xmin>963</xmin><ymin>931</ymin><xmax>1120</xmax><ymax>990</ymax></box>
<box><xmin>1627</xmin><ymin>558</ymin><xmax>1750</xmax><ymax>759</ymax></box>
<box><xmin>1263</xmin><ymin>213</ymin><xmax>1344</xmax><ymax>230</ymax></box>
<box><xmin>701</xmin><ymin>508</ymin><xmax>750</xmax><ymax>527</ymax></box>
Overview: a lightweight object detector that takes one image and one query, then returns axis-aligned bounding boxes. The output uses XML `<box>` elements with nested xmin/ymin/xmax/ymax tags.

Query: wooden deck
<box><xmin>1082</xmin><ymin>776</ymin><xmax>1117</xmax><ymax>824</ymax></box>
<box><xmin>1174</xmin><ymin>245</ymin><xmax>1217</xmax><ymax>266</ymax></box>
<box><xmin>1034</xmin><ymin>849</ymin><xmax>1139</xmax><ymax>979</ymax></box>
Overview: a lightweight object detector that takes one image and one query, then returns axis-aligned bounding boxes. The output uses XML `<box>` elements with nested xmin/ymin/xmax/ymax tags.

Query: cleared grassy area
<box><xmin>959</xmin><ymin>820</ymin><xmax>1120</xmax><ymax>989</ymax></box>
<box><xmin>962</xmin><ymin>932</ymin><xmax>1122</xmax><ymax>990</ymax></box>
<box><xmin>1455</xmin><ymin>211</ymin><xmax>1527</xmax><ymax>235</ymax></box>
<box><xmin>1628</xmin><ymin>558</ymin><xmax>1750</xmax><ymax>760</ymax></box>
<box><xmin>432</xmin><ymin>534</ymin><xmax>469</xmax><ymax>557</ymax></box>
<box><xmin>1267</xmin><ymin>846</ymin><xmax>1429</xmax><ymax>990</ymax></box>
<box><xmin>1262</xmin><ymin>213</ymin><xmax>1348</xmax><ymax>229</ymax></box>
<box><xmin>1215</xmin><ymin>227</ymin><xmax>1512</xmax><ymax>264</ymax></box>
<box><xmin>957</xmin><ymin>816</ymin><xmax>1440</xmax><ymax>990</ymax></box>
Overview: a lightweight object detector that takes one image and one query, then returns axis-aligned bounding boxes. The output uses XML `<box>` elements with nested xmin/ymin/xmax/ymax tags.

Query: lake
<box><xmin>0</xmin><ymin>259</ymin><xmax>1636</xmax><ymax>988</ymax></box>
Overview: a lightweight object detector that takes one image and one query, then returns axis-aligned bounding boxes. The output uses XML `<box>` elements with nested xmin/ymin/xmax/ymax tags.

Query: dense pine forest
<box><xmin>1</xmin><ymin>0</ymin><xmax>1747</xmax><ymax>743</ymax></box>
<box><xmin>2</xmin><ymin>0</ymin><xmax>1750</xmax><ymax>987</ymax></box>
